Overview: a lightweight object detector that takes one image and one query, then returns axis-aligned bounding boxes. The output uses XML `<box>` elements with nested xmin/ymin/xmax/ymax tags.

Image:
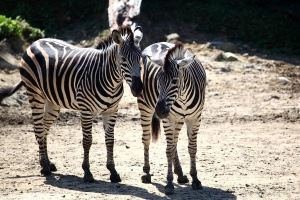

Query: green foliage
<box><xmin>21</xmin><ymin>25</ymin><xmax>45</xmax><ymax>42</ymax></box>
<box><xmin>0</xmin><ymin>15</ymin><xmax>23</xmax><ymax>38</ymax></box>
<box><xmin>0</xmin><ymin>0</ymin><xmax>108</xmax><ymax>36</ymax></box>
<box><xmin>0</xmin><ymin>15</ymin><xmax>44</xmax><ymax>42</ymax></box>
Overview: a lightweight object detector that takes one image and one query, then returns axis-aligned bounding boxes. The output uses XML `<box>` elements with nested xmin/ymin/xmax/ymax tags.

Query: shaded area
<box><xmin>0</xmin><ymin>0</ymin><xmax>299</xmax><ymax>55</ymax></box>
<box><xmin>140</xmin><ymin>0</ymin><xmax>300</xmax><ymax>55</ymax></box>
<box><xmin>40</xmin><ymin>173</ymin><xmax>236</xmax><ymax>200</ymax></box>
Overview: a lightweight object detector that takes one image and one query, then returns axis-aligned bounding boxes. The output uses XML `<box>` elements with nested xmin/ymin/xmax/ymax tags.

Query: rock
<box><xmin>205</xmin><ymin>41</ymin><xmax>237</xmax><ymax>53</ymax></box>
<box><xmin>0</xmin><ymin>55</ymin><xmax>19</xmax><ymax>70</ymax></box>
<box><xmin>219</xmin><ymin>42</ymin><xmax>237</xmax><ymax>53</ymax></box>
<box><xmin>211</xmin><ymin>51</ymin><xmax>223</xmax><ymax>61</ymax></box>
<box><xmin>220</xmin><ymin>66</ymin><xmax>231</xmax><ymax>72</ymax></box>
<box><xmin>243</xmin><ymin>44</ymin><xmax>250</xmax><ymax>50</ymax></box>
<box><xmin>278</xmin><ymin>77</ymin><xmax>291</xmax><ymax>83</ymax></box>
<box><xmin>243</xmin><ymin>113</ymin><xmax>253</xmax><ymax>117</ymax></box>
<box><xmin>244</xmin><ymin>65</ymin><xmax>254</xmax><ymax>69</ymax></box>
<box><xmin>242</xmin><ymin>53</ymin><xmax>249</xmax><ymax>58</ymax></box>
<box><xmin>0</xmin><ymin>39</ymin><xmax>20</xmax><ymax>70</ymax></box>
<box><xmin>203</xmin><ymin>42</ymin><xmax>213</xmax><ymax>49</ymax></box>
<box><xmin>211</xmin><ymin>51</ymin><xmax>239</xmax><ymax>62</ymax></box>
<box><xmin>223</xmin><ymin>52</ymin><xmax>238</xmax><ymax>61</ymax></box>
<box><xmin>166</xmin><ymin>33</ymin><xmax>180</xmax><ymax>43</ymax></box>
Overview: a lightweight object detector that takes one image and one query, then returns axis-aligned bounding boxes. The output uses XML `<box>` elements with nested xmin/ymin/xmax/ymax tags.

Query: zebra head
<box><xmin>149</xmin><ymin>43</ymin><xmax>195</xmax><ymax>119</ymax></box>
<box><xmin>112</xmin><ymin>26</ymin><xmax>144</xmax><ymax>97</ymax></box>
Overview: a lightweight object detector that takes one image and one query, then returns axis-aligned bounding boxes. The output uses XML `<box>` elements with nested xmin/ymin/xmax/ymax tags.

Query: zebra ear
<box><xmin>112</xmin><ymin>30</ymin><xmax>124</xmax><ymax>45</ymax></box>
<box><xmin>134</xmin><ymin>26</ymin><xmax>143</xmax><ymax>46</ymax></box>
<box><xmin>177</xmin><ymin>55</ymin><xmax>195</xmax><ymax>69</ymax></box>
<box><xmin>147</xmin><ymin>56</ymin><xmax>164</xmax><ymax>66</ymax></box>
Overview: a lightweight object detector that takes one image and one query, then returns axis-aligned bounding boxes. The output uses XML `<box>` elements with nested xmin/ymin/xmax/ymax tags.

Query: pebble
<box><xmin>278</xmin><ymin>77</ymin><xmax>291</xmax><ymax>83</ymax></box>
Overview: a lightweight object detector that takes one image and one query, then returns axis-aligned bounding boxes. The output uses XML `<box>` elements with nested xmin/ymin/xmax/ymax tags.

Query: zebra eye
<box><xmin>171</xmin><ymin>78</ymin><xmax>179</xmax><ymax>85</ymax></box>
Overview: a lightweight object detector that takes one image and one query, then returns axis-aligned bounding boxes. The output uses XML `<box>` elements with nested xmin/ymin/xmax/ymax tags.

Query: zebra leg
<box><xmin>102</xmin><ymin>111</ymin><xmax>121</xmax><ymax>182</ymax></box>
<box><xmin>173</xmin><ymin>120</ymin><xmax>189</xmax><ymax>184</ymax></box>
<box><xmin>162</xmin><ymin>118</ymin><xmax>176</xmax><ymax>194</ymax></box>
<box><xmin>43</xmin><ymin>100</ymin><xmax>61</xmax><ymax>172</ymax></box>
<box><xmin>186</xmin><ymin>119</ymin><xmax>203</xmax><ymax>190</ymax></box>
<box><xmin>140</xmin><ymin>111</ymin><xmax>153</xmax><ymax>183</ymax></box>
<box><xmin>173</xmin><ymin>148</ymin><xmax>189</xmax><ymax>184</ymax></box>
<box><xmin>44</xmin><ymin>137</ymin><xmax>57</xmax><ymax>171</ymax></box>
<box><xmin>81</xmin><ymin>111</ymin><xmax>95</xmax><ymax>183</ymax></box>
<box><xmin>28</xmin><ymin>93</ymin><xmax>51</xmax><ymax>175</ymax></box>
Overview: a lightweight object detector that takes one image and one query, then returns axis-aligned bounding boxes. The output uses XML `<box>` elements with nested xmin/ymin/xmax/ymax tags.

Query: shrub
<box><xmin>0</xmin><ymin>15</ymin><xmax>23</xmax><ymax>38</ymax></box>
<box><xmin>0</xmin><ymin>15</ymin><xmax>44</xmax><ymax>42</ymax></box>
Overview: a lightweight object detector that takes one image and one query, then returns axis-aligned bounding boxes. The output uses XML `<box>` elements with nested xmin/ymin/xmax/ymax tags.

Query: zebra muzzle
<box><xmin>130</xmin><ymin>76</ymin><xmax>143</xmax><ymax>97</ymax></box>
<box><xmin>155</xmin><ymin>100</ymin><xmax>170</xmax><ymax>119</ymax></box>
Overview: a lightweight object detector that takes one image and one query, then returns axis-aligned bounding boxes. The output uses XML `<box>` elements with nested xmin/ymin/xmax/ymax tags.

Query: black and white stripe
<box><xmin>0</xmin><ymin>26</ymin><xmax>144</xmax><ymax>183</ymax></box>
<box><xmin>137</xmin><ymin>42</ymin><xmax>206</xmax><ymax>194</ymax></box>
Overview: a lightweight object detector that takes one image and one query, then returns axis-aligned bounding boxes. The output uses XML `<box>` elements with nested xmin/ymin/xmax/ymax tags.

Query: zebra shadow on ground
<box><xmin>43</xmin><ymin>173</ymin><xmax>237</xmax><ymax>199</ymax></box>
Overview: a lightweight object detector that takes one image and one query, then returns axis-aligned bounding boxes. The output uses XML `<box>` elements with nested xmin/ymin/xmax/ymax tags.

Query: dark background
<box><xmin>0</xmin><ymin>0</ymin><xmax>299</xmax><ymax>55</ymax></box>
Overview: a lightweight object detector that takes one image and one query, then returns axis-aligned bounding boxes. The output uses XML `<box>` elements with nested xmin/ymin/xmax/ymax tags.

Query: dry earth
<box><xmin>0</xmin><ymin>42</ymin><xmax>300</xmax><ymax>200</ymax></box>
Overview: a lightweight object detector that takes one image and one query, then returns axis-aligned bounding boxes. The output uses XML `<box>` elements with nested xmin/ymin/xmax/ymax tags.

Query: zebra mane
<box><xmin>95</xmin><ymin>25</ymin><xmax>134</xmax><ymax>50</ymax></box>
<box><xmin>163</xmin><ymin>42</ymin><xmax>185</xmax><ymax>73</ymax></box>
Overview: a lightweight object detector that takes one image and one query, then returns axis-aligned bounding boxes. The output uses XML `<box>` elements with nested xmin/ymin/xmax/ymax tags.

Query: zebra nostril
<box><xmin>155</xmin><ymin>100</ymin><xmax>169</xmax><ymax>119</ymax></box>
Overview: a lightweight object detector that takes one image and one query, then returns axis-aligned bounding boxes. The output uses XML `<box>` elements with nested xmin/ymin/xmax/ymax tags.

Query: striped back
<box><xmin>19</xmin><ymin>26</ymin><xmax>144</xmax><ymax>111</ymax></box>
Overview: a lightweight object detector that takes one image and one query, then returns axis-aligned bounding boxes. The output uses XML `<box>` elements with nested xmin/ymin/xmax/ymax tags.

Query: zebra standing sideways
<box><xmin>0</xmin><ymin>26</ymin><xmax>144</xmax><ymax>183</ymax></box>
<box><xmin>137</xmin><ymin>42</ymin><xmax>206</xmax><ymax>194</ymax></box>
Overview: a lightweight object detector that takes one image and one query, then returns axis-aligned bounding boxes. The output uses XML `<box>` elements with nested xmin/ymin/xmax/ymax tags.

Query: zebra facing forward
<box><xmin>0</xmin><ymin>26</ymin><xmax>144</xmax><ymax>183</ymax></box>
<box><xmin>137</xmin><ymin>42</ymin><xmax>206</xmax><ymax>194</ymax></box>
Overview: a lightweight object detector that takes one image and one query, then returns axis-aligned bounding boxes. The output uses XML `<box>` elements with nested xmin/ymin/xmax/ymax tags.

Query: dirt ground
<box><xmin>0</xmin><ymin>43</ymin><xmax>300</xmax><ymax>200</ymax></box>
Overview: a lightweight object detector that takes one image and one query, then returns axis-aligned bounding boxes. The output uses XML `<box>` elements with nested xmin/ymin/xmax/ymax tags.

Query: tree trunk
<box><xmin>108</xmin><ymin>0</ymin><xmax>142</xmax><ymax>31</ymax></box>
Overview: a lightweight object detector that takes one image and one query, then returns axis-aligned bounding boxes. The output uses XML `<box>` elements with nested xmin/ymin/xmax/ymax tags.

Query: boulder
<box><xmin>0</xmin><ymin>39</ymin><xmax>20</xmax><ymax>70</ymax></box>
<box><xmin>211</xmin><ymin>51</ymin><xmax>223</xmax><ymax>61</ymax></box>
<box><xmin>223</xmin><ymin>52</ymin><xmax>239</xmax><ymax>61</ymax></box>
<box><xmin>166</xmin><ymin>33</ymin><xmax>180</xmax><ymax>43</ymax></box>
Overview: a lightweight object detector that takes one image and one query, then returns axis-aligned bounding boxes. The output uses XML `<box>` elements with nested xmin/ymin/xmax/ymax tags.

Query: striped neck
<box><xmin>95</xmin><ymin>36</ymin><xmax>115</xmax><ymax>51</ymax></box>
<box><xmin>178</xmin><ymin>68</ymin><xmax>192</xmax><ymax>98</ymax></box>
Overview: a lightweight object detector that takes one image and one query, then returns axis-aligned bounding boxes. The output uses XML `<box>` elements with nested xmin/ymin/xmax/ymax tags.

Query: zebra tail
<box><xmin>151</xmin><ymin>113</ymin><xmax>161</xmax><ymax>143</ymax></box>
<box><xmin>0</xmin><ymin>81</ymin><xmax>23</xmax><ymax>103</ymax></box>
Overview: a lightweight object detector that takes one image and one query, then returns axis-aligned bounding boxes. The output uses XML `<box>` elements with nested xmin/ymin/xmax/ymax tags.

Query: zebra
<box><xmin>0</xmin><ymin>25</ymin><xmax>144</xmax><ymax>183</ymax></box>
<box><xmin>137</xmin><ymin>42</ymin><xmax>206</xmax><ymax>194</ymax></box>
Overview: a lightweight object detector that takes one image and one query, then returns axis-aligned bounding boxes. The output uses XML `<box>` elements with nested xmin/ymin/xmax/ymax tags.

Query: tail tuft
<box><xmin>151</xmin><ymin>113</ymin><xmax>161</xmax><ymax>143</ymax></box>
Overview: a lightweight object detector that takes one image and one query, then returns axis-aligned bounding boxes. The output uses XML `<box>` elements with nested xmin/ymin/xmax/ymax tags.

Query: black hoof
<box><xmin>49</xmin><ymin>163</ymin><xmax>57</xmax><ymax>172</ymax></box>
<box><xmin>40</xmin><ymin>168</ymin><xmax>51</xmax><ymax>176</ymax></box>
<box><xmin>141</xmin><ymin>174</ymin><xmax>151</xmax><ymax>183</ymax></box>
<box><xmin>110</xmin><ymin>173</ymin><xmax>121</xmax><ymax>182</ymax></box>
<box><xmin>165</xmin><ymin>182</ymin><xmax>174</xmax><ymax>195</ymax></box>
<box><xmin>177</xmin><ymin>175</ymin><xmax>189</xmax><ymax>184</ymax></box>
<box><xmin>83</xmin><ymin>171</ymin><xmax>95</xmax><ymax>183</ymax></box>
<box><xmin>192</xmin><ymin>179</ymin><xmax>203</xmax><ymax>190</ymax></box>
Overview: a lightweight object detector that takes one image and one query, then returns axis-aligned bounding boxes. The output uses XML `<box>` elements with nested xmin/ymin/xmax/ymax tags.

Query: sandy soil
<box><xmin>0</xmin><ymin>44</ymin><xmax>300</xmax><ymax>200</ymax></box>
